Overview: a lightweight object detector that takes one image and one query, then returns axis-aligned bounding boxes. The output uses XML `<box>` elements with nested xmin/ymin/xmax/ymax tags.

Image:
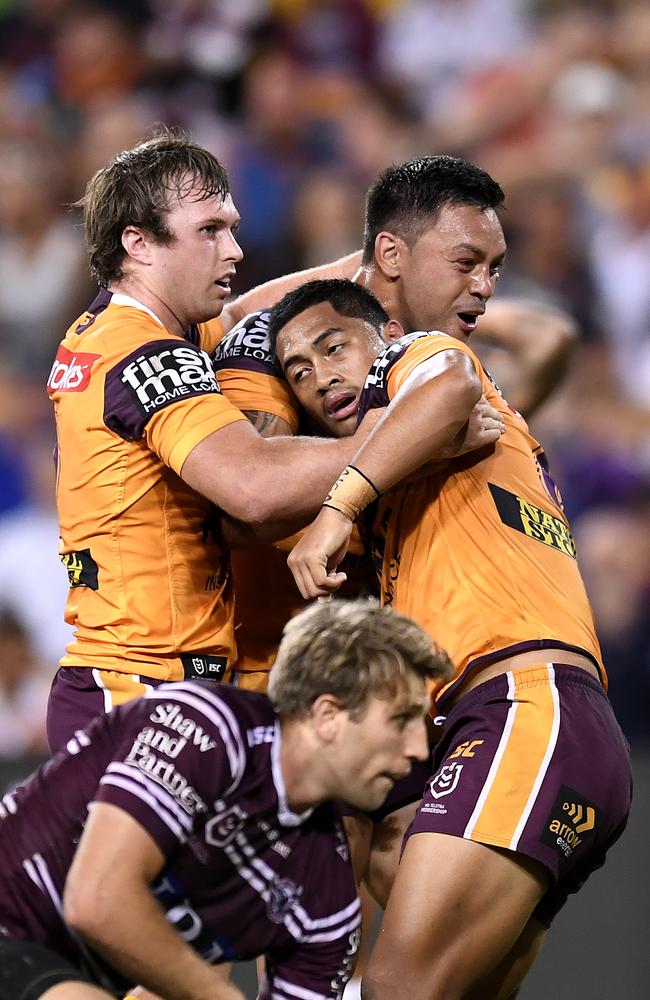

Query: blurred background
<box><xmin>0</xmin><ymin>0</ymin><xmax>647</xmax><ymax>995</ymax></box>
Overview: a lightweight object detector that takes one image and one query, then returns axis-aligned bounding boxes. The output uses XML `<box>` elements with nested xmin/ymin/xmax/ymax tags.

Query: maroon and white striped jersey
<box><xmin>0</xmin><ymin>683</ymin><xmax>360</xmax><ymax>999</ymax></box>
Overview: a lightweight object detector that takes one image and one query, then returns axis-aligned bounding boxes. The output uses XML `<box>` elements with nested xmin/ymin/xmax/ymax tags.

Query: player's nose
<box><xmin>405</xmin><ymin>718</ymin><xmax>430</xmax><ymax>763</ymax></box>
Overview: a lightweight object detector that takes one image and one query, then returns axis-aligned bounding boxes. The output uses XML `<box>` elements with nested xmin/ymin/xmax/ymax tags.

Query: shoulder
<box><xmin>212</xmin><ymin>309</ymin><xmax>278</xmax><ymax>377</ymax></box>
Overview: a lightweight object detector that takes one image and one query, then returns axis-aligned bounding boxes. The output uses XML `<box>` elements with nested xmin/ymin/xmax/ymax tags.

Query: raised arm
<box><xmin>471</xmin><ymin>299</ymin><xmax>577</xmax><ymax>417</ymax></box>
<box><xmin>64</xmin><ymin>803</ymin><xmax>246</xmax><ymax>1000</ymax></box>
<box><xmin>220</xmin><ymin>252</ymin><xmax>362</xmax><ymax>333</ymax></box>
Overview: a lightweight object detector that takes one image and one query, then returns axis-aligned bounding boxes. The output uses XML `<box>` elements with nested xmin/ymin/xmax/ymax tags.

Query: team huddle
<box><xmin>0</xmin><ymin>131</ymin><xmax>632</xmax><ymax>1000</ymax></box>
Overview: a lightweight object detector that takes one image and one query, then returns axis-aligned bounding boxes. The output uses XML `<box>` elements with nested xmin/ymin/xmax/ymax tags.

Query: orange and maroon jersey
<box><xmin>213</xmin><ymin>312</ymin><xmax>375</xmax><ymax>677</ymax></box>
<box><xmin>48</xmin><ymin>290</ymin><xmax>247</xmax><ymax>679</ymax></box>
<box><xmin>357</xmin><ymin>332</ymin><xmax>604</xmax><ymax>707</ymax></box>
<box><xmin>212</xmin><ymin>309</ymin><xmax>300</xmax><ymax>433</ymax></box>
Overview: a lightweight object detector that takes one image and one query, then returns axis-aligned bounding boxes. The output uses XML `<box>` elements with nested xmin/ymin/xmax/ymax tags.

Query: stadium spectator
<box><xmin>0</xmin><ymin>608</ymin><xmax>50</xmax><ymax>758</ymax></box>
<box><xmin>0</xmin><ymin>598</ymin><xmax>450</xmax><ymax>1000</ymax></box>
<box><xmin>45</xmin><ymin>128</ymin><xmax>372</xmax><ymax>753</ymax></box>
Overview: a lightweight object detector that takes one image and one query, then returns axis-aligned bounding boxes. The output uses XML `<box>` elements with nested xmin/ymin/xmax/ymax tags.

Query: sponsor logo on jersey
<box><xmin>47</xmin><ymin>346</ymin><xmax>101</xmax><ymax>394</ymax></box>
<box><xmin>363</xmin><ymin>332</ymin><xmax>435</xmax><ymax>391</ymax></box>
<box><xmin>149</xmin><ymin>703</ymin><xmax>218</xmax><ymax>751</ymax></box>
<box><xmin>540</xmin><ymin>785</ymin><xmax>598</xmax><ymax>859</ymax></box>
<box><xmin>429</xmin><ymin>761</ymin><xmax>463</xmax><ymax>799</ymax></box>
<box><xmin>449</xmin><ymin>739</ymin><xmax>484</xmax><ymax>760</ymax></box>
<box><xmin>212</xmin><ymin>310</ymin><xmax>276</xmax><ymax>371</ymax></box>
<box><xmin>120</xmin><ymin>344</ymin><xmax>220</xmax><ymax>415</ymax></box>
<box><xmin>125</xmin><ymin>739</ymin><xmax>207</xmax><ymax>816</ymax></box>
<box><xmin>266</xmin><ymin>875</ymin><xmax>303</xmax><ymax>924</ymax></box>
<box><xmin>205</xmin><ymin>803</ymin><xmax>247</xmax><ymax>847</ymax></box>
<box><xmin>331</xmin><ymin>926</ymin><xmax>361</xmax><ymax>996</ymax></box>
<box><xmin>489</xmin><ymin>483</ymin><xmax>577</xmax><ymax>558</ymax></box>
<box><xmin>60</xmin><ymin>548</ymin><xmax>99</xmax><ymax>590</ymax></box>
<box><xmin>247</xmin><ymin>725</ymin><xmax>276</xmax><ymax>747</ymax></box>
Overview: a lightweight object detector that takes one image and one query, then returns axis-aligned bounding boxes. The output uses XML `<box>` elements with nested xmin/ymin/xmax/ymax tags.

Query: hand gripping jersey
<box><xmin>47</xmin><ymin>290</ymin><xmax>246</xmax><ymax>680</ymax></box>
<box><xmin>357</xmin><ymin>332</ymin><xmax>604</xmax><ymax>708</ymax></box>
<box><xmin>213</xmin><ymin>313</ymin><xmax>375</xmax><ymax>682</ymax></box>
<box><xmin>0</xmin><ymin>683</ymin><xmax>360</xmax><ymax>998</ymax></box>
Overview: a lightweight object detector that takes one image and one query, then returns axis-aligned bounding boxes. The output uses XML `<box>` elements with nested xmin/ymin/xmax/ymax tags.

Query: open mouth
<box><xmin>326</xmin><ymin>391</ymin><xmax>358</xmax><ymax>422</ymax></box>
<box><xmin>457</xmin><ymin>311</ymin><xmax>480</xmax><ymax>331</ymax></box>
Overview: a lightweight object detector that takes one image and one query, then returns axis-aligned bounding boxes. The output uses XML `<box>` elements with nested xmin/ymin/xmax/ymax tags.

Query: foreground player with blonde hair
<box><xmin>0</xmin><ymin>599</ymin><xmax>451</xmax><ymax>1000</ymax></box>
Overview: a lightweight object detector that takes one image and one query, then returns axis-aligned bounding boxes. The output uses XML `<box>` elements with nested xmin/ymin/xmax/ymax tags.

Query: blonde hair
<box><xmin>268</xmin><ymin>598</ymin><xmax>452</xmax><ymax>719</ymax></box>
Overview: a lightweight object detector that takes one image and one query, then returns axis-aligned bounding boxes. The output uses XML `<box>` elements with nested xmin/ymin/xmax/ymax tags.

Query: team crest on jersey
<box><xmin>117</xmin><ymin>342</ymin><xmax>220</xmax><ymax>417</ymax></box>
<box><xmin>429</xmin><ymin>762</ymin><xmax>463</xmax><ymax>799</ymax></box>
<box><xmin>47</xmin><ymin>346</ymin><xmax>101</xmax><ymax>394</ymax></box>
<box><xmin>266</xmin><ymin>875</ymin><xmax>303</xmax><ymax>924</ymax></box>
<box><xmin>205</xmin><ymin>804</ymin><xmax>247</xmax><ymax>847</ymax></box>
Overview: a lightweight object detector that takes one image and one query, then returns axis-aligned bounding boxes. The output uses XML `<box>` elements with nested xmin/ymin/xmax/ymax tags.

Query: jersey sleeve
<box><xmin>102</xmin><ymin>336</ymin><xmax>247</xmax><ymax>475</ymax></box>
<box><xmin>199</xmin><ymin>316</ymin><xmax>227</xmax><ymax>354</ymax></box>
<box><xmin>93</xmin><ymin>683</ymin><xmax>247</xmax><ymax>858</ymax></box>
<box><xmin>212</xmin><ymin>310</ymin><xmax>300</xmax><ymax>432</ymax></box>
<box><xmin>386</xmin><ymin>334</ymin><xmax>482</xmax><ymax>400</ymax></box>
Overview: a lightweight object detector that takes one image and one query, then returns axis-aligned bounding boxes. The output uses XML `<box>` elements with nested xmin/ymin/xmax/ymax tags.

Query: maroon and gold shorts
<box><xmin>407</xmin><ymin>663</ymin><xmax>632</xmax><ymax>925</ymax></box>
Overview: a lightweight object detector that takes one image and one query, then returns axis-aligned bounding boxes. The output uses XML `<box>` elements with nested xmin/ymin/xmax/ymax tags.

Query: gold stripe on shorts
<box><xmin>464</xmin><ymin>664</ymin><xmax>561</xmax><ymax>850</ymax></box>
<box><xmin>92</xmin><ymin>668</ymin><xmax>153</xmax><ymax>712</ymax></box>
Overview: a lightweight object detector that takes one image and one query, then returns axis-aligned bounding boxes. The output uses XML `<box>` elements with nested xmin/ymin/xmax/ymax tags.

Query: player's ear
<box><xmin>374</xmin><ymin>231</ymin><xmax>404</xmax><ymax>280</ymax></box>
<box><xmin>310</xmin><ymin>694</ymin><xmax>344</xmax><ymax>743</ymax></box>
<box><xmin>385</xmin><ymin>319</ymin><xmax>405</xmax><ymax>342</ymax></box>
<box><xmin>122</xmin><ymin>226</ymin><xmax>152</xmax><ymax>265</ymax></box>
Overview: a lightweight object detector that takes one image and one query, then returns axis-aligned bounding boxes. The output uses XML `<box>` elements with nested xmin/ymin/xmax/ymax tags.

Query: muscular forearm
<box><xmin>67</xmin><ymin>876</ymin><xmax>243</xmax><ymax>1000</ymax></box>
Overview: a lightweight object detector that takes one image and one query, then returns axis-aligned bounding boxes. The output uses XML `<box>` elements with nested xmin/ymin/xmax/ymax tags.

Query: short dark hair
<box><xmin>362</xmin><ymin>155</ymin><xmax>505</xmax><ymax>264</ymax></box>
<box><xmin>267</xmin><ymin>278</ymin><xmax>389</xmax><ymax>357</ymax></box>
<box><xmin>78</xmin><ymin>126</ymin><xmax>230</xmax><ymax>287</ymax></box>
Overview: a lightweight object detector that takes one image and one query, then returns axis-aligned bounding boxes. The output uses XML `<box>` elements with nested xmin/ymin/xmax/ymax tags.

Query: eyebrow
<box><xmin>281</xmin><ymin>325</ymin><xmax>343</xmax><ymax>374</ymax></box>
<box><xmin>452</xmin><ymin>242</ymin><xmax>507</xmax><ymax>264</ymax></box>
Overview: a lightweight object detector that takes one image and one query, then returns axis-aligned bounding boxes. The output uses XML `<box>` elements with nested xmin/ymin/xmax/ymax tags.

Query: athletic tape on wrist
<box><xmin>322</xmin><ymin>465</ymin><xmax>380</xmax><ymax>521</ymax></box>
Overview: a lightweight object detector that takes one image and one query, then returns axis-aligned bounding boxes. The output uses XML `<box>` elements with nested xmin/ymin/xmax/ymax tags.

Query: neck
<box><xmin>278</xmin><ymin>720</ymin><xmax>330</xmax><ymax>814</ymax></box>
<box><xmin>356</xmin><ymin>264</ymin><xmax>411</xmax><ymax>332</ymax></box>
<box><xmin>110</xmin><ymin>277</ymin><xmax>186</xmax><ymax>338</ymax></box>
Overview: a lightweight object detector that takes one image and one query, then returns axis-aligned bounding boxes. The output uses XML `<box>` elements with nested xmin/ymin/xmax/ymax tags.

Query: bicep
<box><xmin>241</xmin><ymin>410</ymin><xmax>294</xmax><ymax>439</ymax></box>
<box><xmin>66</xmin><ymin>802</ymin><xmax>165</xmax><ymax>908</ymax></box>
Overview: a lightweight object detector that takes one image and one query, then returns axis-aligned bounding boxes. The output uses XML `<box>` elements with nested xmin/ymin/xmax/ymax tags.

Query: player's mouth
<box><xmin>456</xmin><ymin>309</ymin><xmax>484</xmax><ymax>334</ymax></box>
<box><xmin>325</xmin><ymin>390</ymin><xmax>359</xmax><ymax>422</ymax></box>
<box><xmin>214</xmin><ymin>274</ymin><xmax>234</xmax><ymax>295</ymax></box>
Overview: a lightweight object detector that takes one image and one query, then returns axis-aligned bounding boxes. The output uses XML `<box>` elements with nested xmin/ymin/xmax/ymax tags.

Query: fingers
<box><xmin>289</xmin><ymin>557</ymin><xmax>347</xmax><ymax>599</ymax></box>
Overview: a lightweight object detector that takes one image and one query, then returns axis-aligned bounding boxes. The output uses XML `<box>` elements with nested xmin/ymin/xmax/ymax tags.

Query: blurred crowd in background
<box><xmin>0</xmin><ymin>0</ymin><xmax>648</xmax><ymax>760</ymax></box>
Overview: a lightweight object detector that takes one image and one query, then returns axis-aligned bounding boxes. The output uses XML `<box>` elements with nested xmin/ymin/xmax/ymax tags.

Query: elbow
<box><xmin>63</xmin><ymin>880</ymin><xmax>105</xmax><ymax>940</ymax></box>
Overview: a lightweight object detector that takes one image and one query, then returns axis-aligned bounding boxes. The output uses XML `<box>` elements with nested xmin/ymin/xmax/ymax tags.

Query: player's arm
<box><xmin>63</xmin><ymin>803</ymin><xmax>245</xmax><ymax>1000</ymax></box>
<box><xmin>220</xmin><ymin>252</ymin><xmax>362</xmax><ymax>333</ymax></box>
<box><xmin>287</xmin><ymin>350</ymin><xmax>500</xmax><ymax>599</ymax></box>
<box><xmin>240</xmin><ymin>410</ymin><xmax>293</xmax><ymax>438</ymax></box>
<box><xmin>472</xmin><ymin>299</ymin><xmax>577</xmax><ymax>417</ymax></box>
<box><xmin>181</xmin><ymin>408</ymin><xmax>381</xmax><ymax>530</ymax></box>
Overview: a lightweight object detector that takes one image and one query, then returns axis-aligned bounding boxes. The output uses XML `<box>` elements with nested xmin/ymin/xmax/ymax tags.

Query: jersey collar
<box><xmin>271</xmin><ymin>721</ymin><xmax>313</xmax><ymax>827</ymax></box>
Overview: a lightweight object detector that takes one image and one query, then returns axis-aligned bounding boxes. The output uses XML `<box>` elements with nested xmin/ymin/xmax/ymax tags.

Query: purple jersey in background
<box><xmin>0</xmin><ymin>683</ymin><xmax>360</xmax><ymax>998</ymax></box>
